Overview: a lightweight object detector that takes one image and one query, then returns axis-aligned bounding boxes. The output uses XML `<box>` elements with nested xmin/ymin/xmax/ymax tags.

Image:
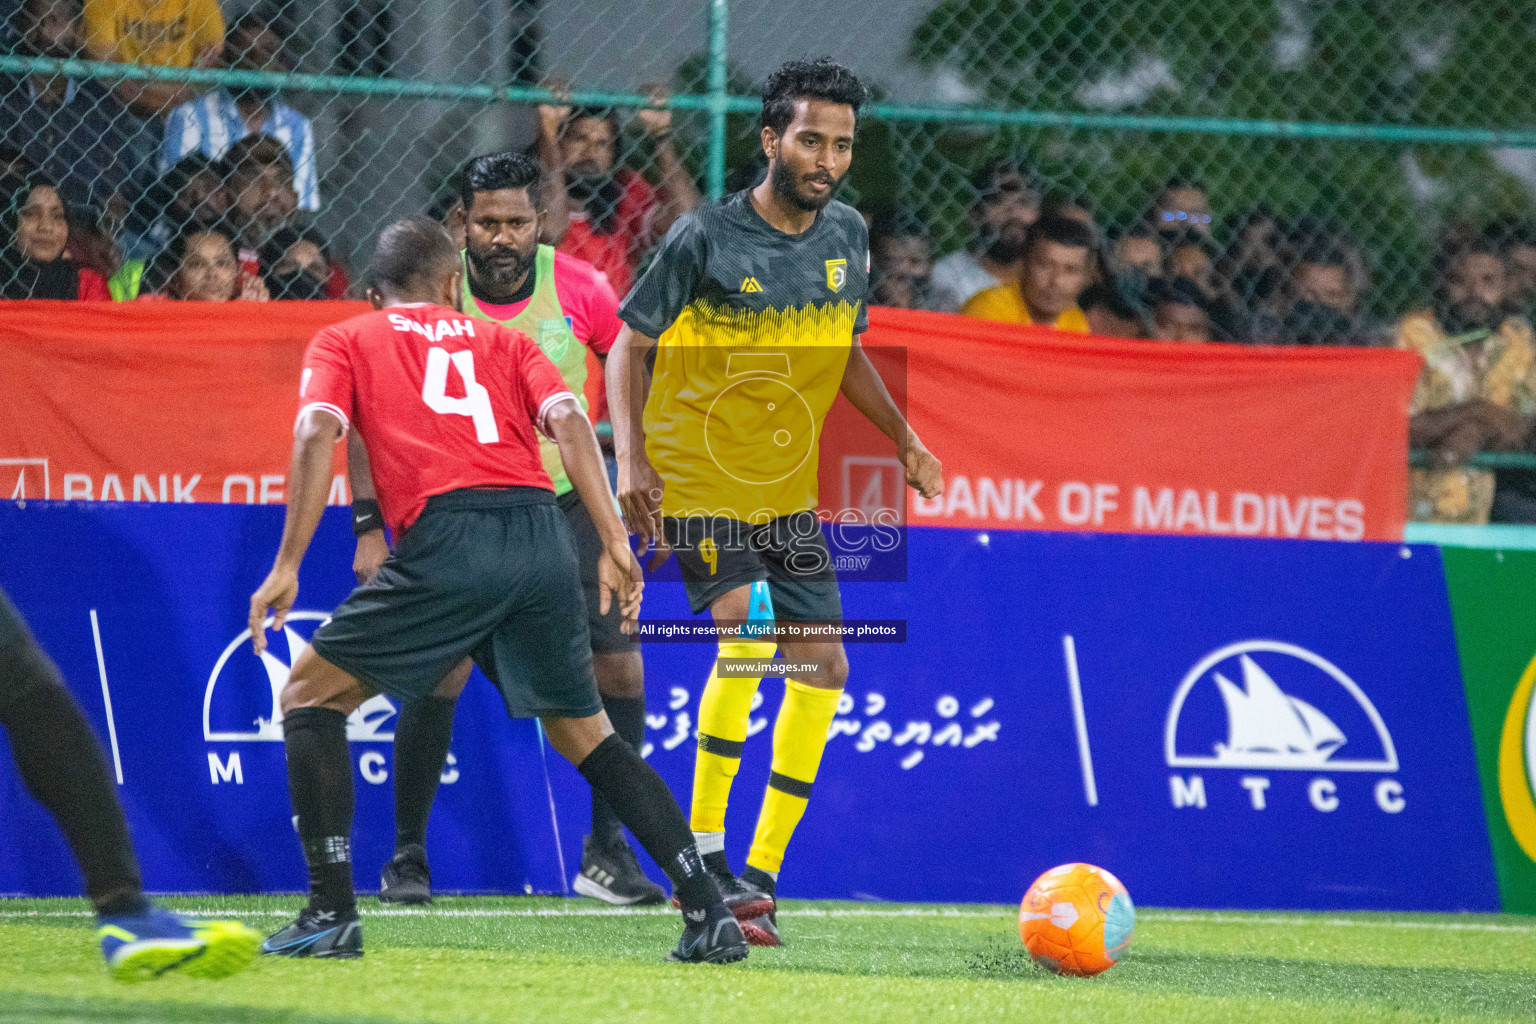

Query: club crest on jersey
<box><xmin>538</xmin><ymin>317</ymin><xmax>573</xmax><ymax>359</ymax></box>
<box><xmin>825</xmin><ymin>259</ymin><xmax>847</xmax><ymax>293</ymax></box>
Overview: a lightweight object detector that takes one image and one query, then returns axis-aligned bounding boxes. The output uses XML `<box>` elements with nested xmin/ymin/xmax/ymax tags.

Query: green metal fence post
<box><xmin>705</xmin><ymin>0</ymin><xmax>729</xmax><ymax>201</ymax></box>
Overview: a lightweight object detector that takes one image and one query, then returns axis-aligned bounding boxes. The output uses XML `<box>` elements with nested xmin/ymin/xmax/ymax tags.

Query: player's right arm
<box><xmin>250</xmin><ymin>327</ymin><xmax>354</xmax><ymax>652</ymax></box>
<box><xmin>609</xmin><ymin>212</ymin><xmax>707</xmax><ymax>553</ymax></box>
<box><xmin>249</xmin><ymin>406</ymin><xmax>344</xmax><ymax>652</ymax></box>
<box><xmin>607</xmin><ymin>325</ymin><xmax>665</xmax><ymax>552</ymax></box>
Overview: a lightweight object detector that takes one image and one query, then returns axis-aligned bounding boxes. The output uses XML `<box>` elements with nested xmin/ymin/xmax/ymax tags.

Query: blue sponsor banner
<box><xmin>0</xmin><ymin>503</ymin><xmax>1499</xmax><ymax>911</ymax></box>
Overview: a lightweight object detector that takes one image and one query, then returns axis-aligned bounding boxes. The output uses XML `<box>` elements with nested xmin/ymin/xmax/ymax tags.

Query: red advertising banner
<box><xmin>1</xmin><ymin>301</ymin><xmax>1419</xmax><ymax>540</ymax></box>
<box><xmin>816</xmin><ymin>307</ymin><xmax>1420</xmax><ymax>541</ymax></box>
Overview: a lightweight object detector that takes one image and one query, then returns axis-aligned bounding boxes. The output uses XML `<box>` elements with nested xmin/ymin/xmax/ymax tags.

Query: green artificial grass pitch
<box><xmin>1</xmin><ymin>896</ymin><xmax>1533</xmax><ymax>1023</ymax></box>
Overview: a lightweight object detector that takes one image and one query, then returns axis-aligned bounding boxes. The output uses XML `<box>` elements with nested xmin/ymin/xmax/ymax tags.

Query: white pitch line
<box><xmin>88</xmin><ymin>609</ymin><xmax>123</xmax><ymax>785</ymax></box>
<box><xmin>1</xmin><ymin>906</ymin><xmax>1530</xmax><ymax>932</ymax></box>
<box><xmin>1062</xmin><ymin>634</ymin><xmax>1097</xmax><ymax>806</ymax></box>
<box><xmin>0</xmin><ymin>906</ymin><xmax>1011</xmax><ymax>921</ymax></box>
<box><xmin>533</xmin><ymin>721</ymin><xmax>569</xmax><ymax>896</ymax></box>
<box><xmin>1139</xmin><ymin>911</ymin><xmax>1536</xmax><ymax>933</ymax></box>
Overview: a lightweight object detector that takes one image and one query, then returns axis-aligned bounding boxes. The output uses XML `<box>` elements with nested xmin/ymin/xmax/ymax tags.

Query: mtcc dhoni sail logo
<box><xmin>1164</xmin><ymin>640</ymin><xmax>1405</xmax><ymax>815</ymax></box>
<box><xmin>200</xmin><ymin>611</ymin><xmax>441</xmax><ymax>787</ymax></box>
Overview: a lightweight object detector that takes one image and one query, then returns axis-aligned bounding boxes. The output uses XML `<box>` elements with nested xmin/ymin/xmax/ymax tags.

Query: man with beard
<box><xmin>960</xmin><ymin>214</ymin><xmax>1092</xmax><ymax>332</ymax></box>
<box><xmin>928</xmin><ymin>157</ymin><xmax>1040</xmax><ymax>313</ymax></box>
<box><xmin>346</xmin><ymin>152</ymin><xmax>665</xmax><ymax>907</ymax></box>
<box><xmin>160</xmin><ymin>14</ymin><xmax>319</xmax><ymax>214</ymax></box>
<box><xmin>607</xmin><ymin>58</ymin><xmax>943</xmax><ymax>947</ymax></box>
<box><xmin>1</xmin><ymin>0</ymin><xmax>141</xmax><ymax>205</ymax></box>
<box><xmin>1281</xmin><ymin>245</ymin><xmax>1370</xmax><ymax>346</ymax></box>
<box><xmin>1398</xmin><ymin>239</ymin><xmax>1536</xmax><ymax>524</ymax></box>
<box><xmin>538</xmin><ymin>89</ymin><xmax>701</xmax><ymax>299</ymax></box>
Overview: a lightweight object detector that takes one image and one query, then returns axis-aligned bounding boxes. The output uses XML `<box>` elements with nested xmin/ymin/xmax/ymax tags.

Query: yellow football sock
<box><xmin>747</xmin><ymin>679</ymin><xmax>843</xmax><ymax>874</ymax></box>
<box><xmin>690</xmin><ymin>640</ymin><xmax>777</xmax><ymax>835</ymax></box>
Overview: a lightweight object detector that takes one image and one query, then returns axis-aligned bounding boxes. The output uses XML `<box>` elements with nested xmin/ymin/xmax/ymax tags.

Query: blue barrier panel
<box><xmin>0</xmin><ymin>503</ymin><xmax>1499</xmax><ymax>911</ymax></box>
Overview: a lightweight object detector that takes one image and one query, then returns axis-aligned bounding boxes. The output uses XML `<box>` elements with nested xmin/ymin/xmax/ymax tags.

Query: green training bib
<box><xmin>463</xmin><ymin>245</ymin><xmax>587</xmax><ymax>495</ymax></box>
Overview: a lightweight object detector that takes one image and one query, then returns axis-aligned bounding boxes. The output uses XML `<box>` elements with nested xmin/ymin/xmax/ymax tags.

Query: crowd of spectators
<box><xmin>4</xmin><ymin>4</ymin><xmax>1536</xmax><ymax>524</ymax></box>
<box><xmin>862</xmin><ymin>158</ymin><xmax>1536</xmax><ymax>525</ymax></box>
<box><xmin>0</xmin><ymin>0</ymin><xmax>322</xmax><ymax>301</ymax></box>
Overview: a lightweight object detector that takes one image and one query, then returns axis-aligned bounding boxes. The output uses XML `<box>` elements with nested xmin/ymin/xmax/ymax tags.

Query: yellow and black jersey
<box><xmin>618</xmin><ymin>189</ymin><xmax>869</xmax><ymax>522</ymax></box>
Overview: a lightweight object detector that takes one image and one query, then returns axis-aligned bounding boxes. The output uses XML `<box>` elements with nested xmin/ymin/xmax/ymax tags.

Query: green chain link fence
<box><xmin>4</xmin><ymin>0</ymin><xmax>1536</xmax><ymax>316</ymax></box>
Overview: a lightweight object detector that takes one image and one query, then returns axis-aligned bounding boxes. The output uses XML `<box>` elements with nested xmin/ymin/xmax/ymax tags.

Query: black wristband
<box><xmin>351</xmin><ymin>498</ymin><xmax>383</xmax><ymax>536</ymax></box>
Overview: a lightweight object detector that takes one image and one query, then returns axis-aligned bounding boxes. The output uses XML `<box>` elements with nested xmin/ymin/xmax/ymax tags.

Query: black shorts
<box><xmin>558</xmin><ymin>490</ymin><xmax>638</xmax><ymax>656</ymax></box>
<box><xmin>662</xmin><ymin>511</ymin><xmax>843</xmax><ymax>623</ymax></box>
<box><xmin>311</xmin><ymin>488</ymin><xmax>601</xmax><ymax>719</ymax></box>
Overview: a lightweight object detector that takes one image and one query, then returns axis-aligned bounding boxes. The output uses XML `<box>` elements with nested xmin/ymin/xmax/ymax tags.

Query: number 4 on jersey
<box><xmin>422</xmin><ymin>347</ymin><xmax>499</xmax><ymax>443</ymax></box>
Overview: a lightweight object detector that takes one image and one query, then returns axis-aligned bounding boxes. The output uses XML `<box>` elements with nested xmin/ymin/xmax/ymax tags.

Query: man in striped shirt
<box><xmin>159</xmin><ymin>14</ymin><xmax>318</xmax><ymax>213</ymax></box>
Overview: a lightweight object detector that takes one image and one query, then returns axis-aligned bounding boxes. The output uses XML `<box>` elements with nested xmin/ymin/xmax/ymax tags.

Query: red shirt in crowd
<box><xmin>556</xmin><ymin>170</ymin><xmax>658</xmax><ymax>300</ymax></box>
<box><xmin>78</xmin><ymin>268</ymin><xmax>109</xmax><ymax>300</ymax></box>
<box><xmin>297</xmin><ymin>302</ymin><xmax>577</xmax><ymax>534</ymax></box>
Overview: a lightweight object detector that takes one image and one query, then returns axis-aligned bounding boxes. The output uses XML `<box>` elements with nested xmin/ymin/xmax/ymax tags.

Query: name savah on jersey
<box><xmin>387</xmin><ymin>313</ymin><xmax>478</xmax><ymax>343</ymax></box>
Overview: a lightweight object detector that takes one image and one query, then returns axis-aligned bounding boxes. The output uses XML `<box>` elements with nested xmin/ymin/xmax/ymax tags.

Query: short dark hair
<box><xmin>227</xmin><ymin>134</ymin><xmax>292</xmax><ymax>181</ymax></box>
<box><xmin>761</xmin><ymin>58</ymin><xmax>866</xmax><ymax>136</ymax></box>
<box><xmin>1294</xmin><ymin>244</ymin><xmax>1349</xmax><ymax>271</ymax></box>
<box><xmin>139</xmin><ymin>152</ymin><xmax>230</xmax><ymax>220</ymax></box>
<box><xmin>1024</xmin><ymin>214</ymin><xmax>1094</xmax><ymax>258</ymax></box>
<box><xmin>459</xmin><ymin>151</ymin><xmax>542</xmax><ymax>210</ymax></box>
<box><xmin>1488</xmin><ymin>218</ymin><xmax>1536</xmax><ymax>254</ymax></box>
<box><xmin>17</xmin><ymin>0</ymin><xmax>79</xmax><ymax>28</ymax></box>
<box><xmin>1150</xmin><ymin>275</ymin><xmax>1207</xmax><ymax>310</ymax></box>
<box><xmin>1444</xmin><ymin>236</ymin><xmax>1504</xmax><ymax>267</ymax></box>
<box><xmin>368</xmin><ymin>217</ymin><xmax>458</xmax><ymax>294</ymax></box>
<box><xmin>260</xmin><ymin>225</ymin><xmax>328</xmax><ymax>268</ymax></box>
<box><xmin>970</xmin><ymin>157</ymin><xmax>1039</xmax><ymax>199</ymax></box>
<box><xmin>1080</xmin><ymin>282</ymin><xmax>1142</xmax><ymax>322</ymax></box>
<box><xmin>1115</xmin><ymin>223</ymin><xmax>1160</xmax><ymax>243</ymax></box>
<box><xmin>566</xmin><ymin>106</ymin><xmax>620</xmax><ymax>135</ymax></box>
<box><xmin>869</xmin><ymin>207</ymin><xmax>928</xmax><ymax>246</ymax></box>
<box><xmin>1041</xmin><ymin>189</ymin><xmax>1093</xmax><ymax>220</ymax></box>
<box><xmin>1157</xmin><ymin>175</ymin><xmax>1206</xmax><ymax>198</ymax></box>
<box><xmin>1167</xmin><ymin>230</ymin><xmax>1217</xmax><ymax>257</ymax></box>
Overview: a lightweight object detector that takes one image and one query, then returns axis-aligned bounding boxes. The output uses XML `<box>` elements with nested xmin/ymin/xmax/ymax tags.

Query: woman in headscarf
<box><xmin>0</xmin><ymin>175</ymin><xmax>110</xmax><ymax>299</ymax></box>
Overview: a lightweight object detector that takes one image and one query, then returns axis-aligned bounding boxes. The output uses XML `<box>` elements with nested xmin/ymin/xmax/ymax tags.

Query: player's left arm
<box><xmin>249</xmin><ymin>408</ymin><xmax>345</xmax><ymax>652</ymax></box>
<box><xmin>839</xmin><ymin>335</ymin><xmax>943</xmax><ymax>499</ymax></box>
<box><xmin>347</xmin><ymin>430</ymin><xmax>390</xmax><ymax>585</ymax></box>
<box><xmin>546</xmin><ymin>399</ymin><xmax>644</xmax><ymax>632</ymax></box>
<box><xmin>516</xmin><ymin>322</ymin><xmax>643</xmax><ymax>629</ymax></box>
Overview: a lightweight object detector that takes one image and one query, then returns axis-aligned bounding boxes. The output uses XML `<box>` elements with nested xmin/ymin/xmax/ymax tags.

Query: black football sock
<box><xmin>703</xmin><ymin>851</ymin><xmax>733</xmax><ymax>876</ymax></box>
<box><xmin>0</xmin><ymin>656</ymin><xmax>147</xmax><ymax>918</ymax></box>
<box><xmin>391</xmin><ymin>695</ymin><xmax>456</xmax><ymax>851</ymax></box>
<box><xmin>282</xmin><ymin>706</ymin><xmax>357</xmax><ymax>915</ymax></box>
<box><xmin>577</xmin><ymin>734</ymin><xmax>720</xmax><ymax>913</ymax></box>
<box><xmin>590</xmin><ymin>694</ymin><xmax>645</xmax><ymax>844</ymax></box>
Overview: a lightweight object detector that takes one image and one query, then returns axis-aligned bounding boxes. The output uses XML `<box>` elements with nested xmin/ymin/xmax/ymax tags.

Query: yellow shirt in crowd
<box><xmin>83</xmin><ymin>0</ymin><xmax>224</xmax><ymax>68</ymax></box>
<box><xmin>1397</xmin><ymin>309</ymin><xmax>1536</xmax><ymax>525</ymax></box>
<box><xmin>959</xmin><ymin>282</ymin><xmax>1091</xmax><ymax>333</ymax></box>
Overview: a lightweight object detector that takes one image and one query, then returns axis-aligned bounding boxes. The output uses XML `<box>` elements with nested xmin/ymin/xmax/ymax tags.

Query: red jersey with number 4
<box><xmin>297</xmin><ymin>302</ymin><xmax>577</xmax><ymax>534</ymax></box>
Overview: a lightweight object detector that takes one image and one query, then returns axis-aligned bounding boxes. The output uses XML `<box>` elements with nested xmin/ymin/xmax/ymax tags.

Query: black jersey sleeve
<box><xmin>618</xmin><ymin>211</ymin><xmax>707</xmax><ymax>338</ymax></box>
<box><xmin>852</xmin><ymin>213</ymin><xmax>871</xmax><ymax>335</ymax></box>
